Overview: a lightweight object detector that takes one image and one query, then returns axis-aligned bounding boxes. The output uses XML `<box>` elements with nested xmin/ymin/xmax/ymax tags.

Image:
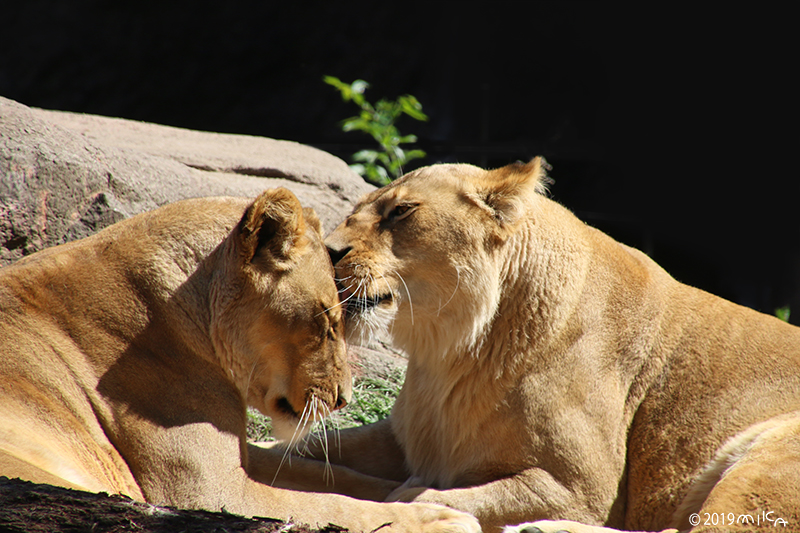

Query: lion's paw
<box><xmin>503</xmin><ymin>520</ymin><xmax>615</xmax><ymax>533</ymax></box>
<box><xmin>414</xmin><ymin>503</ymin><xmax>481</xmax><ymax>533</ymax></box>
<box><xmin>502</xmin><ymin>520</ymin><xmax>676</xmax><ymax>533</ymax></box>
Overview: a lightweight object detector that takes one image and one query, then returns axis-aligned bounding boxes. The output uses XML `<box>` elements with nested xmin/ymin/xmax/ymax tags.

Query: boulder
<box><xmin>0</xmin><ymin>95</ymin><xmax>407</xmax><ymax>379</ymax></box>
<box><xmin>0</xmin><ymin>96</ymin><xmax>373</xmax><ymax>265</ymax></box>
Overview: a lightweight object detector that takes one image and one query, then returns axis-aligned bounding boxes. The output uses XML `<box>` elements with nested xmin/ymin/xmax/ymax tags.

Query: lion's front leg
<box><xmin>234</xmin><ymin>468</ymin><xmax>482</xmax><ymax>533</ymax></box>
<box><xmin>386</xmin><ymin>468</ymin><xmax>613</xmax><ymax>533</ymax></box>
<box><xmin>247</xmin><ymin>442</ymin><xmax>401</xmax><ymax>501</ymax></box>
<box><xmin>256</xmin><ymin>417</ymin><xmax>409</xmax><ymax>485</ymax></box>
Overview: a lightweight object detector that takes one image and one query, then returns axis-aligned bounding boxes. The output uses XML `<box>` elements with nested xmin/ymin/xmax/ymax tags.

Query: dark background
<box><xmin>2</xmin><ymin>2</ymin><xmax>797</xmax><ymax>322</ymax></box>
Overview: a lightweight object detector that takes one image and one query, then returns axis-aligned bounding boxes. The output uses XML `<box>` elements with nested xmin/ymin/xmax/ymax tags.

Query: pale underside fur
<box><xmin>269</xmin><ymin>158</ymin><xmax>800</xmax><ymax>533</ymax></box>
<box><xmin>0</xmin><ymin>188</ymin><xmax>480</xmax><ymax>533</ymax></box>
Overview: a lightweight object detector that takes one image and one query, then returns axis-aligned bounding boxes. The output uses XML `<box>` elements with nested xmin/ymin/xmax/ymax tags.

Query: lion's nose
<box><xmin>326</xmin><ymin>244</ymin><xmax>352</xmax><ymax>267</ymax></box>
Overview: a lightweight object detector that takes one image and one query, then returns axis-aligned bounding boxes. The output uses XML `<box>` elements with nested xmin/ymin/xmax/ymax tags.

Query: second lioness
<box><xmin>270</xmin><ymin>159</ymin><xmax>800</xmax><ymax>533</ymax></box>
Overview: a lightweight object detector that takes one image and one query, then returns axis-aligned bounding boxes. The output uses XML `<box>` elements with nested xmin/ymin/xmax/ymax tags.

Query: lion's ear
<box><xmin>238</xmin><ymin>188</ymin><xmax>307</xmax><ymax>268</ymax></box>
<box><xmin>475</xmin><ymin>157</ymin><xmax>550</xmax><ymax>228</ymax></box>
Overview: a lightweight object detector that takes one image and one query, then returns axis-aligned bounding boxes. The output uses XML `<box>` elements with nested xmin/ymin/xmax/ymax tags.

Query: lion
<box><xmin>0</xmin><ymin>188</ymin><xmax>480</xmax><ymax>533</ymax></box>
<box><xmin>266</xmin><ymin>158</ymin><xmax>800</xmax><ymax>532</ymax></box>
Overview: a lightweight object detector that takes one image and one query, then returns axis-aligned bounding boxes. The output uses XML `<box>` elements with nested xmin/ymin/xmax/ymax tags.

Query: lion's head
<box><xmin>206</xmin><ymin>189</ymin><xmax>351</xmax><ymax>440</ymax></box>
<box><xmin>325</xmin><ymin>158</ymin><xmax>549</xmax><ymax>359</ymax></box>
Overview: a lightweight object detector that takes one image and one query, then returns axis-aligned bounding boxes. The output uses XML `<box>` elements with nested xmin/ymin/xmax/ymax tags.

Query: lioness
<box><xmin>0</xmin><ymin>188</ymin><xmax>479</xmax><ymax>533</ymax></box>
<box><xmin>274</xmin><ymin>159</ymin><xmax>800</xmax><ymax>532</ymax></box>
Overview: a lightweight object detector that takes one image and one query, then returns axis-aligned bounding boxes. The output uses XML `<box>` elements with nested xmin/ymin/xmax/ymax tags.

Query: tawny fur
<box><xmin>0</xmin><ymin>188</ymin><xmax>479</xmax><ymax>533</ymax></box>
<box><xmin>273</xmin><ymin>158</ymin><xmax>800</xmax><ymax>533</ymax></box>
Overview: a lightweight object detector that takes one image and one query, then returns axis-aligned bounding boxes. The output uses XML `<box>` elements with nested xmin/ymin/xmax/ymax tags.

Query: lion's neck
<box><xmin>391</xmin><ymin>219</ymin><xmax>589</xmax><ymax>486</ymax></box>
<box><xmin>106</xmin><ymin>225</ymin><xmax>226</xmax><ymax>371</ymax></box>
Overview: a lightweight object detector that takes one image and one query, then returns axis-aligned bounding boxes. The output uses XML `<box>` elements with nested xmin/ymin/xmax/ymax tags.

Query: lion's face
<box><xmin>211</xmin><ymin>190</ymin><xmax>351</xmax><ymax>440</ymax></box>
<box><xmin>325</xmin><ymin>159</ymin><xmax>548</xmax><ymax>357</ymax></box>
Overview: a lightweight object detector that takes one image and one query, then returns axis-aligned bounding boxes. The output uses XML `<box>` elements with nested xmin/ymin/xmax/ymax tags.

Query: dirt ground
<box><xmin>0</xmin><ymin>477</ymin><xmax>349</xmax><ymax>533</ymax></box>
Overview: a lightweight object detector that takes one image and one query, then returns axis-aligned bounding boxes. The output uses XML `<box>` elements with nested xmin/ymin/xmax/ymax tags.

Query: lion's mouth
<box><xmin>346</xmin><ymin>293</ymin><xmax>393</xmax><ymax>317</ymax></box>
<box><xmin>337</xmin><ymin>281</ymin><xmax>393</xmax><ymax>318</ymax></box>
<box><xmin>275</xmin><ymin>397</ymin><xmax>300</xmax><ymax>420</ymax></box>
<box><xmin>356</xmin><ymin>293</ymin><xmax>392</xmax><ymax>310</ymax></box>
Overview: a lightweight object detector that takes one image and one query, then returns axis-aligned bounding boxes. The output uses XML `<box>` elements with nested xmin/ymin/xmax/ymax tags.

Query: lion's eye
<box><xmin>320</xmin><ymin>307</ymin><xmax>339</xmax><ymax>341</ymax></box>
<box><xmin>387</xmin><ymin>204</ymin><xmax>416</xmax><ymax>222</ymax></box>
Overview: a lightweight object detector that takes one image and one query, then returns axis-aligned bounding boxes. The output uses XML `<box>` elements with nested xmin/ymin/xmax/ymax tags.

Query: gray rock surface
<box><xmin>1</xmin><ymin>96</ymin><xmax>372</xmax><ymax>265</ymax></box>
<box><xmin>1</xmin><ymin>95</ymin><xmax>406</xmax><ymax>381</ymax></box>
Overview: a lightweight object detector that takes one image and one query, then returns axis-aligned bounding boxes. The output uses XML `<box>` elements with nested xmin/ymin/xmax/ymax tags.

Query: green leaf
<box><xmin>398</xmin><ymin>95</ymin><xmax>429</xmax><ymax>121</ymax></box>
<box><xmin>403</xmin><ymin>149</ymin><xmax>427</xmax><ymax>162</ymax></box>
<box><xmin>323</xmin><ymin>75</ymin><xmax>354</xmax><ymax>101</ymax></box>
<box><xmin>364</xmin><ymin>164</ymin><xmax>390</xmax><ymax>185</ymax></box>
<box><xmin>376</xmin><ymin>152</ymin><xmax>393</xmax><ymax>167</ymax></box>
<box><xmin>352</xmin><ymin>149</ymin><xmax>380</xmax><ymax>163</ymax></box>
<box><xmin>374</xmin><ymin>166</ymin><xmax>389</xmax><ymax>181</ymax></box>
<box><xmin>323</xmin><ymin>75</ymin><xmax>346</xmax><ymax>91</ymax></box>
<box><xmin>776</xmin><ymin>305</ymin><xmax>791</xmax><ymax>322</ymax></box>
<box><xmin>349</xmin><ymin>163</ymin><xmax>367</xmax><ymax>175</ymax></box>
<box><xmin>350</xmin><ymin>79</ymin><xmax>370</xmax><ymax>94</ymax></box>
<box><xmin>388</xmin><ymin>145</ymin><xmax>405</xmax><ymax>160</ymax></box>
<box><xmin>350</xmin><ymin>81</ymin><xmax>370</xmax><ymax>107</ymax></box>
<box><xmin>341</xmin><ymin>117</ymin><xmax>373</xmax><ymax>133</ymax></box>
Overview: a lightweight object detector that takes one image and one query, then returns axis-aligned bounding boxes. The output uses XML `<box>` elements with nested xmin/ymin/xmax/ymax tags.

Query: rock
<box><xmin>348</xmin><ymin>332</ymin><xmax>408</xmax><ymax>381</ymax></box>
<box><xmin>1</xmin><ymin>96</ymin><xmax>373</xmax><ymax>265</ymax></box>
<box><xmin>0</xmin><ymin>476</ymin><xmax>346</xmax><ymax>533</ymax></box>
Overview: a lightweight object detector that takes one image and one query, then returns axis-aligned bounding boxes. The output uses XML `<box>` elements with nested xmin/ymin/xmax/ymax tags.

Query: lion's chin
<box><xmin>253</xmin><ymin>395</ymin><xmax>308</xmax><ymax>442</ymax></box>
<box><xmin>269</xmin><ymin>405</ymin><xmax>312</xmax><ymax>442</ymax></box>
<box><xmin>271</xmin><ymin>418</ymin><xmax>312</xmax><ymax>442</ymax></box>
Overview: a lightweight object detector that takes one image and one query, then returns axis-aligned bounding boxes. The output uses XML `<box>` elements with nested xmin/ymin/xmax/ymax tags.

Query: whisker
<box><xmin>299</xmin><ymin>398</ymin><xmax>316</xmax><ymax>437</ymax></box>
<box><xmin>324</xmin><ymin>281</ymin><xmax>358</xmax><ymax>311</ymax></box>
<box><xmin>245</xmin><ymin>360</ymin><xmax>259</xmax><ymax>399</ymax></box>
<box><xmin>393</xmin><ymin>270</ymin><xmax>414</xmax><ymax>325</ymax></box>
<box><xmin>354</xmin><ymin>275</ymin><xmax>370</xmax><ymax>314</ymax></box>
<box><xmin>321</xmin><ymin>402</ymin><xmax>334</xmax><ymax>485</ymax></box>
<box><xmin>437</xmin><ymin>265</ymin><xmax>460</xmax><ymax>315</ymax></box>
<box><xmin>367</xmin><ymin>272</ymin><xmax>381</xmax><ymax>314</ymax></box>
<box><xmin>333</xmin><ymin>410</ymin><xmax>343</xmax><ymax>460</ymax></box>
<box><xmin>298</xmin><ymin>397</ymin><xmax>337</xmax><ymax>485</ymax></box>
<box><xmin>269</xmin><ymin>392</ymin><xmax>345</xmax><ymax>488</ymax></box>
<box><xmin>317</xmin><ymin>276</ymin><xmax>364</xmax><ymax>317</ymax></box>
<box><xmin>272</xmin><ymin>400</ymin><xmax>312</xmax><ymax>486</ymax></box>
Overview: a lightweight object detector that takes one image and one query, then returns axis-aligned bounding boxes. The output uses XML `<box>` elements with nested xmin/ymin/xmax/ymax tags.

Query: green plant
<box><xmin>245</xmin><ymin>366</ymin><xmax>405</xmax><ymax>442</ymax></box>
<box><xmin>324</xmin><ymin>75</ymin><xmax>428</xmax><ymax>185</ymax></box>
<box><xmin>246</xmin><ymin>407</ymin><xmax>274</xmax><ymax>442</ymax></box>
<box><xmin>775</xmin><ymin>305</ymin><xmax>791</xmax><ymax>322</ymax></box>
<box><xmin>327</xmin><ymin>367</ymin><xmax>405</xmax><ymax>429</ymax></box>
